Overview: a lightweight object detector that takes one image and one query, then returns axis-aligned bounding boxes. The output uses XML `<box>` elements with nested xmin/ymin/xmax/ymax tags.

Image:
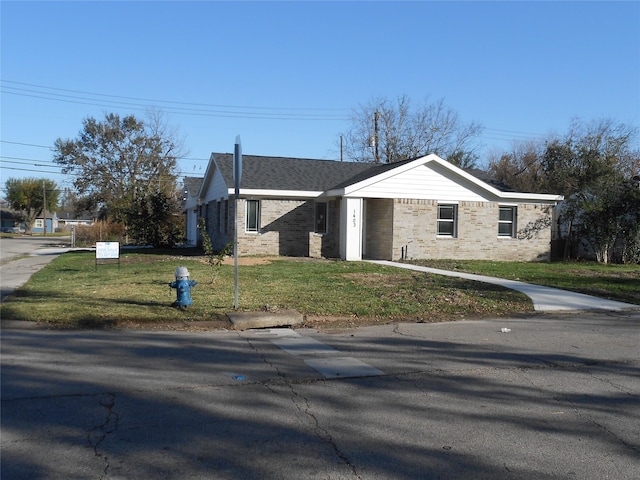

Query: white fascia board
<box><xmin>335</xmin><ymin>154</ymin><xmax>506</xmax><ymax>197</ymax></box>
<box><xmin>227</xmin><ymin>188</ymin><xmax>323</xmax><ymax>199</ymax></box>
<box><xmin>424</xmin><ymin>157</ymin><xmax>564</xmax><ymax>203</ymax></box>
<box><xmin>497</xmin><ymin>192</ymin><xmax>564</xmax><ymax>203</ymax></box>
<box><xmin>329</xmin><ymin>153</ymin><xmax>563</xmax><ymax>203</ymax></box>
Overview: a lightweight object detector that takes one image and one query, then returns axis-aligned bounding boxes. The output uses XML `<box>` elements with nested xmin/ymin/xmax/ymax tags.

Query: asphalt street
<box><xmin>1</xmin><ymin>237</ymin><xmax>639</xmax><ymax>478</ymax></box>
<box><xmin>2</xmin><ymin>311</ymin><xmax>639</xmax><ymax>479</ymax></box>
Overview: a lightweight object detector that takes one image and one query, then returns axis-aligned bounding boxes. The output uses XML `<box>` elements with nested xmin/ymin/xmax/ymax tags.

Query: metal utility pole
<box><xmin>374</xmin><ymin>110</ymin><xmax>380</xmax><ymax>163</ymax></box>
<box><xmin>42</xmin><ymin>181</ymin><xmax>47</xmax><ymax>235</ymax></box>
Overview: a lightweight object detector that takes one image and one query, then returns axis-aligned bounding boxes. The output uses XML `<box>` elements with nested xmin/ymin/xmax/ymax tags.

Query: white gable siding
<box><xmin>201</xmin><ymin>168</ymin><xmax>229</xmax><ymax>203</ymax></box>
<box><xmin>345</xmin><ymin>163</ymin><xmax>495</xmax><ymax>202</ymax></box>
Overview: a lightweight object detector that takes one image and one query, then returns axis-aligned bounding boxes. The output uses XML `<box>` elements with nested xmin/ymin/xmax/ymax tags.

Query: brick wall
<box><xmin>206</xmin><ymin>196</ymin><xmax>553</xmax><ymax>262</ymax></box>
<box><xmin>365</xmin><ymin>199</ymin><xmax>393</xmax><ymax>259</ymax></box>
<box><xmin>390</xmin><ymin>199</ymin><xmax>553</xmax><ymax>262</ymax></box>
<box><xmin>235</xmin><ymin>198</ymin><xmax>340</xmax><ymax>258</ymax></box>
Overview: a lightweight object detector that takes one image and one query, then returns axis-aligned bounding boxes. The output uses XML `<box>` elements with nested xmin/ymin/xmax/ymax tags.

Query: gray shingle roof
<box><xmin>211</xmin><ymin>153</ymin><xmax>514</xmax><ymax>193</ymax></box>
<box><xmin>183</xmin><ymin>176</ymin><xmax>204</xmax><ymax>196</ymax></box>
<box><xmin>213</xmin><ymin>153</ymin><xmax>375</xmax><ymax>191</ymax></box>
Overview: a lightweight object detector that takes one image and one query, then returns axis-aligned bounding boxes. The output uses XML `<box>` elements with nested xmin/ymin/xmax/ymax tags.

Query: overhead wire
<box><xmin>1</xmin><ymin>80</ymin><xmax>350</xmax><ymax>121</ymax></box>
<box><xmin>2</xmin><ymin>79</ymin><xmax>558</xmax><ymax>194</ymax></box>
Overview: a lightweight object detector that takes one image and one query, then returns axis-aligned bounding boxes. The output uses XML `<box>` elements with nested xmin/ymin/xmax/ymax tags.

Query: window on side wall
<box><xmin>315</xmin><ymin>202</ymin><xmax>328</xmax><ymax>234</ymax></box>
<box><xmin>246</xmin><ymin>199</ymin><xmax>260</xmax><ymax>232</ymax></box>
<box><xmin>498</xmin><ymin>206</ymin><xmax>517</xmax><ymax>237</ymax></box>
<box><xmin>437</xmin><ymin>204</ymin><xmax>457</xmax><ymax>237</ymax></box>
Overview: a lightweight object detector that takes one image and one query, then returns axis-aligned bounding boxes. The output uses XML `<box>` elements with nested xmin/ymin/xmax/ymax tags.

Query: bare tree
<box><xmin>487</xmin><ymin>140</ymin><xmax>547</xmax><ymax>193</ymax></box>
<box><xmin>341</xmin><ymin>95</ymin><xmax>483</xmax><ymax>166</ymax></box>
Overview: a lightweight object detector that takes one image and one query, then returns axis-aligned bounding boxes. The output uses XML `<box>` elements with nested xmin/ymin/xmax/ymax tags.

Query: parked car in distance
<box><xmin>1</xmin><ymin>226</ymin><xmax>24</xmax><ymax>233</ymax></box>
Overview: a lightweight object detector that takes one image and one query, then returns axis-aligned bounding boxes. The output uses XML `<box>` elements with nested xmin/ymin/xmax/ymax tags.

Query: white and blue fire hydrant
<box><xmin>169</xmin><ymin>266</ymin><xmax>197</xmax><ymax>309</ymax></box>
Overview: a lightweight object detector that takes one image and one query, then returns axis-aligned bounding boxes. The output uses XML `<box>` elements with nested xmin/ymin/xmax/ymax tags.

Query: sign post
<box><xmin>233</xmin><ymin>136</ymin><xmax>242</xmax><ymax>310</ymax></box>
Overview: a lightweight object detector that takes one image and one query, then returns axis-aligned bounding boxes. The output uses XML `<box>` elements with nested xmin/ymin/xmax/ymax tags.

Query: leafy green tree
<box><xmin>542</xmin><ymin>119</ymin><xmax>639</xmax><ymax>263</ymax></box>
<box><xmin>489</xmin><ymin>118</ymin><xmax>639</xmax><ymax>263</ymax></box>
<box><xmin>341</xmin><ymin>95</ymin><xmax>483</xmax><ymax>166</ymax></box>
<box><xmin>572</xmin><ymin>178</ymin><xmax>640</xmax><ymax>263</ymax></box>
<box><xmin>53</xmin><ymin>111</ymin><xmax>184</xmax><ymax>224</ymax></box>
<box><xmin>4</xmin><ymin>178</ymin><xmax>59</xmax><ymax>234</ymax></box>
<box><xmin>125</xmin><ymin>189</ymin><xmax>183</xmax><ymax>248</ymax></box>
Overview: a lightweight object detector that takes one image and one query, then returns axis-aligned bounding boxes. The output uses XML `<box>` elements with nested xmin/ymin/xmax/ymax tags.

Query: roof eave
<box><xmin>198</xmin><ymin>152</ymin><xmax>218</xmax><ymax>200</ymax></box>
<box><xmin>229</xmin><ymin>188</ymin><xmax>324</xmax><ymax>198</ymax></box>
<box><xmin>497</xmin><ymin>193</ymin><xmax>564</xmax><ymax>203</ymax></box>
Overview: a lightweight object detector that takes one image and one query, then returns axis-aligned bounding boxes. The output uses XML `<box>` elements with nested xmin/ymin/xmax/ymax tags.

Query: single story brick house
<box><xmin>183</xmin><ymin>153</ymin><xmax>563</xmax><ymax>262</ymax></box>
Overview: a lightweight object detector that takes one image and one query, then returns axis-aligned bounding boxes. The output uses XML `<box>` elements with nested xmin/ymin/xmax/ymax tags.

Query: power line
<box><xmin>2</xmin><ymin>80</ymin><xmax>557</xmax><ymax>146</ymax></box>
<box><xmin>484</xmin><ymin>127</ymin><xmax>546</xmax><ymax>137</ymax></box>
<box><xmin>1</xmin><ymin>156</ymin><xmax>58</xmax><ymax>166</ymax></box>
<box><xmin>2</xmin><ymin>79</ymin><xmax>350</xmax><ymax>112</ymax></box>
<box><xmin>0</xmin><ymin>151</ymin><xmax>208</xmax><ymax>164</ymax></box>
<box><xmin>0</xmin><ymin>165</ymin><xmax>63</xmax><ymax>174</ymax></box>
<box><xmin>0</xmin><ymin>140</ymin><xmax>53</xmax><ymax>149</ymax></box>
<box><xmin>1</xmin><ymin>81</ymin><xmax>350</xmax><ymax>121</ymax></box>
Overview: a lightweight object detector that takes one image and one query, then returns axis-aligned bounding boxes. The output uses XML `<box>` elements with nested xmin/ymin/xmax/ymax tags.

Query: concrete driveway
<box><xmin>2</xmin><ymin>311</ymin><xmax>639</xmax><ymax>479</ymax></box>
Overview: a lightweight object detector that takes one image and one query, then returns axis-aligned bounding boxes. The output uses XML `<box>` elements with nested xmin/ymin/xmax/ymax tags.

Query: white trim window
<box><xmin>437</xmin><ymin>204</ymin><xmax>458</xmax><ymax>237</ymax></box>
<box><xmin>246</xmin><ymin>199</ymin><xmax>260</xmax><ymax>232</ymax></box>
<box><xmin>315</xmin><ymin>202</ymin><xmax>328</xmax><ymax>234</ymax></box>
<box><xmin>498</xmin><ymin>206</ymin><xmax>517</xmax><ymax>237</ymax></box>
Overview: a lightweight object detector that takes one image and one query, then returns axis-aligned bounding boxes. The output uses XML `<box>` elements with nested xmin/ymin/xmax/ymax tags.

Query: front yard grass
<box><xmin>2</xmin><ymin>251</ymin><xmax>637</xmax><ymax>330</ymax></box>
<box><xmin>1</xmin><ymin>251</ymin><xmax>534</xmax><ymax>329</ymax></box>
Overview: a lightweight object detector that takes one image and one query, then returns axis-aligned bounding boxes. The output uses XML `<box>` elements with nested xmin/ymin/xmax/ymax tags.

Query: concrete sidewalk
<box><xmin>0</xmin><ymin>246</ymin><xmax>75</xmax><ymax>302</ymax></box>
<box><xmin>367</xmin><ymin>260</ymin><xmax>638</xmax><ymax>312</ymax></box>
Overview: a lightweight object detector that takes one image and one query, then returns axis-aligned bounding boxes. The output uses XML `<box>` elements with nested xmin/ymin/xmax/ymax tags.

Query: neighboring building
<box><xmin>184</xmin><ymin>153</ymin><xmax>563</xmax><ymax>262</ymax></box>
<box><xmin>0</xmin><ymin>207</ymin><xmax>24</xmax><ymax>232</ymax></box>
<box><xmin>32</xmin><ymin>213</ymin><xmax>59</xmax><ymax>234</ymax></box>
<box><xmin>0</xmin><ymin>206</ymin><xmax>60</xmax><ymax>233</ymax></box>
<box><xmin>182</xmin><ymin>176</ymin><xmax>204</xmax><ymax>246</ymax></box>
<box><xmin>57</xmin><ymin>210</ymin><xmax>96</xmax><ymax>228</ymax></box>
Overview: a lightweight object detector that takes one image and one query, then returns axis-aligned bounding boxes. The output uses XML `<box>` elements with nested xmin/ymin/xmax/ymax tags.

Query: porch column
<box><xmin>340</xmin><ymin>197</ymin><xmax>363</xmax><ymax>261</ymax></box>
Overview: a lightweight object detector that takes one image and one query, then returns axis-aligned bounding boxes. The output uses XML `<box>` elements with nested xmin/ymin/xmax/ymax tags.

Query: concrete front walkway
<box><xmin>367</xmin><ymin>260</ymin><xmax>638</xmax><ymax>312</ymax></box>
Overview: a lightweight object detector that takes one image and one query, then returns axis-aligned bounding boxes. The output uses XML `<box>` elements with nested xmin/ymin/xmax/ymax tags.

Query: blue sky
<box><xmin>1</xmin><ymin>1</ymin><xmax>639</xmax><ymax>194</ymax></box>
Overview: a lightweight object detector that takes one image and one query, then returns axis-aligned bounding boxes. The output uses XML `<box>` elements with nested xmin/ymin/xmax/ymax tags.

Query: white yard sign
<box><xmin>96</xmin><ymin>242</ymin><xmax>120</xmax><ymax>259</ymax></box>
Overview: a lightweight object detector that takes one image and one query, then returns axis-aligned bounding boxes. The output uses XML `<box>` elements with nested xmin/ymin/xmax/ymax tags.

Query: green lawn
<box><xmin>407</xmin><ymin>259</ymin><xmax>640</xmax><ymax>305</ymax></box>
<box><xmin>1</xmin><ymin>251</ymin><xmax>637</xmax><ymax>329</ymax></box>
<box><xmin>1</xmin><ymin>251</ymin><xmax>533</xmax><ymax>328</ymax></box>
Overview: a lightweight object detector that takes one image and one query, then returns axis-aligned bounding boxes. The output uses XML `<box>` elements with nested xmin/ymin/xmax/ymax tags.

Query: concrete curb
<box><xmin>227</xmin><ymin>310</ymin><xmax>303</xmax><ymax>330</ymax></box>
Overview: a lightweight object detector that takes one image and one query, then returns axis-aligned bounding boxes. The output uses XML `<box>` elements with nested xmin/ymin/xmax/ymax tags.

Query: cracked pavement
<box><xmin>2</xmin><ymin>310</ymin><xmax>639</xmax><ymax>479</ymax></box>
